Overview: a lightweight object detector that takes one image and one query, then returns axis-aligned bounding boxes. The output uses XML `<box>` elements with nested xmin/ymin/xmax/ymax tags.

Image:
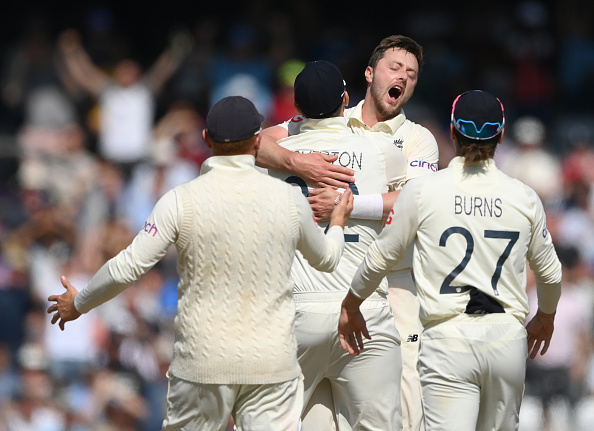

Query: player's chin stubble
<box><xmin>370</xmin><ymin>83</ymin><xmax>403</xmax><ymax>120</ymax></box>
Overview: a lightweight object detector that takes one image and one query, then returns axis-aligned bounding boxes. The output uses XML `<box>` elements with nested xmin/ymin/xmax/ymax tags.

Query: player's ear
<box><xmin>365</xmin><ymin>66</ymin><xmax>373</xmax><ymax>84</ymax></box>
<box><xmin>294</xmin><ymin>101</ymin><xmax>303</xmax><ymax>115</ymax></box>
<box><xmin>202</xmin><ymin>129</ymin><xmax>213</xmax><ymax>149</ymax></box>
<box><xmin>497</xmin><ymin>129</ymin><xmax>505</xmax><ymax>144</ymax></box>
<box><xmin>254</xmin><ymin>133</ymin><xmax>262</xmax><ymax>152</ymax></box>
<box><xmin>344</xmin><ymin>91</ymin><xmax>350</xmax><ymax>107</ymax></box>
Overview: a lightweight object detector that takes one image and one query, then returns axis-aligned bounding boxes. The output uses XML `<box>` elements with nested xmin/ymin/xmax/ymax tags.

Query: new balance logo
<box><xmin>406</xmin><ymin>334</ymin><xmax>419</xmax><ymax>342</ymax></box>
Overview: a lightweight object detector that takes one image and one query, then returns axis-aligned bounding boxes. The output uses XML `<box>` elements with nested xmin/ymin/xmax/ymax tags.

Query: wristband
<box><xmin>351</xmin><ymin>193</ymin><xmax>383</xmax><ymax>220</ymax></box>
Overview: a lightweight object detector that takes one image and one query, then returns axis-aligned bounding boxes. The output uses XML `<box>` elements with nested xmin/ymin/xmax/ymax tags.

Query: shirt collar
<box><xmin>200</xmin><ymin>154</ymin><xmax>256</xmax><ymax>175</ymax></box>
<box><xmin>346</xmin><ymin>99</ymin><xmax>407</xmax><ymax>133</ymax></box>
<box><xmin>297</xmin><ymin>117</ymin><xmax>351</xmax><ymax>132</ymax></box>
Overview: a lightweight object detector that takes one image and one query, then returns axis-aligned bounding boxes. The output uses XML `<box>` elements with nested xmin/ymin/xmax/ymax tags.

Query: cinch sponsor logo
<box><xmin>143</xmin><ymin>221</ymin><xmax>158</xmax><ymax>237</ymax></box>
<box><xmin>291</xmin><ymin>114</ymin><xmax>305</xmax><ymax>123</ymax></box>
<box><xmin>410</xmin><ymin>158</ymin><xmax>437</xmax><ymax>172</ymax></box>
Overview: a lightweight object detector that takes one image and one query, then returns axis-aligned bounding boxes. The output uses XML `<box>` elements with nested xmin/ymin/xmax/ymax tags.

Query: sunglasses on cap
<box><xmin>452</xmin><ymin>118</ymin><xmax>504</xmax><ymax>140</ymax></box>
<box><xmin>451</xmin><ymin>92</ymin><xmax>505</xmax><ymax>140</ymax></box>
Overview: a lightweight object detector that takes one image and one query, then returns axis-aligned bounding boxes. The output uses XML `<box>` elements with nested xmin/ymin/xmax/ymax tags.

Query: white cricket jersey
<box><xmin>74</xmin><ymin>155</ymin><xmax>346</xmax><ymax>385</ymax></box>
<box><xmin>344</xmin><ymin>100</ymin><xmax>438</xmax><ymax>182</ymax></box>
<box><xmin>283</xmin><ymin>101</ymin><xmax>439</xmax><ymax>271</ymax></box>
<box><xmin>351</xmin><ymin>157</ymin><xmax>562</xmax><ymax>326</ymax></box>
<box><xmin>99</xmin><ymin>82</ymin><xmax>154</xmax><ymax>163</ymax></box>
<box><xmin>345</xmin><ymin>100</ymin><xmax>438</xmax><ymax>271</ymax></box>
<box><xmin>270</xmin><ymin>117</ymin><xmax>407</xmax><ymax>293</ymax></box>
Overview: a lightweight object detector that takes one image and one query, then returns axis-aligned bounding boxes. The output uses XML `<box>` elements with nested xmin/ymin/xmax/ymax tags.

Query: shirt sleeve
<box><xmin>75</xmin><ymin>189</ymin><xmax>180</xmax><ymax>313</ymax></box>
<box><xmin>279</xmin><ymin>119</ymin><xmax>290</xmax><ymax>131</ymax></box>
<box><xmin>351</xmin><ymin>181</ymin><xmax>421</xmax><ymax>299</ymax></box>
<box><xmin>404</xmin><ymin>126</ymin><xmax>439</xmax><ymax>181</ymax></box>
<box><xmin>294</xmin><ymin>188</ymin><xmax>345</xmax><ymax>272</ymax></box>
<box><xmin>383</xmin><ymin>142</ymin><xmax>408</xmax><ymax>190</ymax></box>
<box><xmin>527</xmin><ymin>192</ymin><xmax>562</xmax><ymax>314</ymax></box>
<box><xmin>286</xmin><ymin>115</ymin><xmax>306</xmax><ymax>136</ymax></box>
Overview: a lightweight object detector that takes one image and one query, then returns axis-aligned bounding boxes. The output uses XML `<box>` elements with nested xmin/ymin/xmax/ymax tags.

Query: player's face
<box><xmin>366</xmin><ymin>48</ymin><xmax>419</xmax><ymax>121</ymax></box>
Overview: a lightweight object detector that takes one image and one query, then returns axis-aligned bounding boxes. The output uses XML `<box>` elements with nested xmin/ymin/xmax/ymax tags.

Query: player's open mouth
<box><xmin>388</xmin><ymin>86</ymin><xmax>402</xmax><ymax>102</ymax></box>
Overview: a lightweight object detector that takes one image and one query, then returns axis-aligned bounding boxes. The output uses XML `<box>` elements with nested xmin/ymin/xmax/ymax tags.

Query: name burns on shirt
<box><xmin>455</xmin><ymin>195</ymin><xmax>503</xmax><ymax>217</ymax></box>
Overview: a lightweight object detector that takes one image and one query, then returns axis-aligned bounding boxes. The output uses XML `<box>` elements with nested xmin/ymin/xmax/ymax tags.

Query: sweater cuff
<box><xmin>352</xmin><ymin>194</ymin><xmax>384</xmax><ymax>220</ymax></box>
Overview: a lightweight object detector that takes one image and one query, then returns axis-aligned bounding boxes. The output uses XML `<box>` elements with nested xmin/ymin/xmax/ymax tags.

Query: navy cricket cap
<box><xmin>206</xmin><ymin>96</ymin><xmax>265</xmax><ymax>143</ymax></box>
<box><xmin>451</xmin><ymin>90</ymin><xmax>505</xmax><ymax>141</ymax></box>
<box><xmin>294</xmin><ymin>60</ymin><xmax>346</xmax><ymax>119</ymax></box>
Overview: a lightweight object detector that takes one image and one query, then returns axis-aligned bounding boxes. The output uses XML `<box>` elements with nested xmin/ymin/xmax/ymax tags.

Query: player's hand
<box><xmin>329</xmin><ymin>188</ymin><xmax>353</xmax><ymax>228</ymax></box>
<box><xmin>168</xmin><ymin>26</ymin><xmax>193</xmax><ymax>59</ymax></box>
<box><xmin>57</xmin><ymin>29</ymin><xmax>82</xmax><ymax>55</ymax></box>
<box><xmin>47</xmin><ymin>276</ymin><xmax>82</xmax><ymax>331</ymax></box>
<box><xmin>291</xmin><ymin>152</ymin><xmax>355</xmax><ymax>188</ymax></box>
<box><xmin>525</xmin><ymin>309</ymin><xmax>555</xmax><ymax>359</ymax></box>
<box><xmin>308</xmin><ymin>187</ymin><xmax>340</xmax><ymax>222</ymax></box>
<box><xmin>338</xmin><ymin>290</ymin><xmax>370</xmax><ymax>355</ymax></box>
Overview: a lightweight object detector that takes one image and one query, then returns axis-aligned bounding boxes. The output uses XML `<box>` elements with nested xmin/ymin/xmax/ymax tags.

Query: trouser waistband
<box><xmin>293</xmin><ymin>291</ymin><xmax>387</xmax><ymax>303</ymax></box>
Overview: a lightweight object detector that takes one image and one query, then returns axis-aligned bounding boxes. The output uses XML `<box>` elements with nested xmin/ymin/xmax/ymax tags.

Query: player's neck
<box><xmin>361</xmin><ymin>96</ymin><xmax>397</xmax><ymax>127</ymax></box>
<box><xmin>361</xmin><ymin>100</ymin><xmax>380</xmax><ymax>128</ymax></box>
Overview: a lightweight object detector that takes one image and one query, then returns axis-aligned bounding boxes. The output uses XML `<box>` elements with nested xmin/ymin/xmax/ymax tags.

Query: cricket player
<box><xmin>259</xmin><ymin>35</ymin><xmax>438</xmax><ymax>431</ymax></box>
<box><xmin>339</xmin><ymin>90</ymin><xmax>563</xmax><ymax>431</ymax></box>
<box><xmin>268</xmin><ymin>60</ymin><xmax>407</xmax><ymax>430</ymax></box>
<box><xmin>47</xmin><ymin>96</ymin><xmax>354</xmax><ymax>431</ymax></box>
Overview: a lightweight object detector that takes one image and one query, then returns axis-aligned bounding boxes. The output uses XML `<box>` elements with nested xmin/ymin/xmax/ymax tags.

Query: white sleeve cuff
<box><xmin>351</xmin><ymin>193</ymin><xmax>383</xmax><ymax>220</ymax></box>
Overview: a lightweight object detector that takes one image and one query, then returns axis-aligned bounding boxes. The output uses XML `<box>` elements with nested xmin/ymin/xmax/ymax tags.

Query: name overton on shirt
<box><xmin>295</xmin><ymin>150</ymin><xmax>363</xmax><ymax>170</ymax></box>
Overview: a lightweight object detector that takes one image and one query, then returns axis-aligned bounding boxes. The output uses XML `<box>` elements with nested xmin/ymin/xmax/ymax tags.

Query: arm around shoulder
<box><xmin>256</xmin><ymin>125</ymin><xmax>291</xmax><ymax>170</ymax></box>
<box><xmin>258</xmin><ymin>124</ymin><xmax>355</xmax><ymax>188</ymax></box>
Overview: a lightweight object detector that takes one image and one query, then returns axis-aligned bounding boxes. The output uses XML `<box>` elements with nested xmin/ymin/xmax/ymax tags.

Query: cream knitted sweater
<box><xmin>75</xmin><ymin>155</ymin><xmax>345</xmax><ymax>384</ymax></box>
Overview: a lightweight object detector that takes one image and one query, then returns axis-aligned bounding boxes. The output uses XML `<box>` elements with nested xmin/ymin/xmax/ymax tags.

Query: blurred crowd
<box><xmin>1</xmin><ymin>1</ymin><xmax>594</xmax><ymax>430</ymax></box>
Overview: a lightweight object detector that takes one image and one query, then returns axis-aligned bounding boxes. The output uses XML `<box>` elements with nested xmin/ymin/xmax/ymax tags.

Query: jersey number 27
<box><xmin>439</xmin><ymin>226</ymin><xmax>519</xmax><ymax>296</ymax></box>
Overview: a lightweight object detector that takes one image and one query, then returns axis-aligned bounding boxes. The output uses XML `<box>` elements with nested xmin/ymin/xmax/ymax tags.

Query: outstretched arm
<box><xmin>257</xmin><ymin>125</ymin><xmax>355</xmax><ymax>188</ymax></box>
<box><xmin>145</xmin><ymin>28</ymin><xmax>192</xmax><ymax>93</ymax></box>
<box><xmin>57</xmin><ymin>29</ymin><xmax>109</xmax><ymax>97</ymax></box>
<box><xmin>47</xmin><ymin>190</ymin><xmax>180</xmax><ymax>330</ymax></box>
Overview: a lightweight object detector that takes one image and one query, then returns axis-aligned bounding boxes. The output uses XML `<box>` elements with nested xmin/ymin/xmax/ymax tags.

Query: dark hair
<box><xmin>368</xmin><ymin>35</ymin><xmax>424</xmax><ymax>72</ymax></box>
<box><xmin>327</xmin><ymin>98</ymin><xmax>345</xmax><ymax>118</ymax></box>
<box><xmin>453</xmin><ymin>128</ymin><xmax>499</xmax><ymax>168</ymax></box>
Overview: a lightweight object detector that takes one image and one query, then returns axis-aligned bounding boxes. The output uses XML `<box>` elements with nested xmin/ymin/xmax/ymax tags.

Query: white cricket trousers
<box><xmin>161</xmin><ymin>372</ymin><xmax>303</xmax><ymax>431</ymax></box>
<box><xmin>295</xmin><ymin>291</ymin><xmax>402</xmax><ymax>431</ymax></box>
<box><xmin>419</xmin><ymin>313</ymin><xmax>527</xmax><ymax>431</ymax></box>
<box><xmin>387</xmin><ymin>269</ymin><xmax>425</xmax><ymax>431</ymax></box>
